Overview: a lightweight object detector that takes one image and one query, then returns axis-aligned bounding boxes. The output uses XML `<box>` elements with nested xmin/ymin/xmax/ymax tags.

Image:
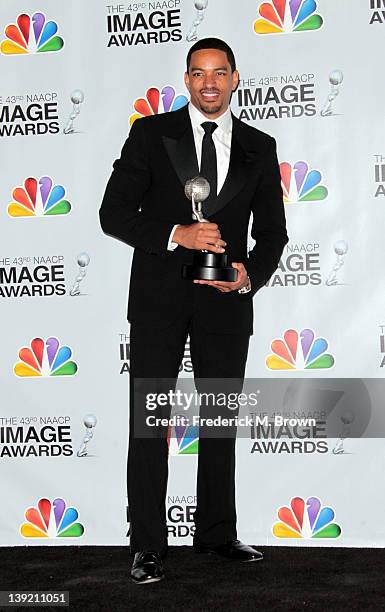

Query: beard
<box><xmin>197</xmin><ymin>89</ymin><xmax>223</xmax><ymax>116</ymax></box>
<box><xmin>199</xmin><ymin>103</ymin><xmax>223</xmax><ymax>115</ymax></box>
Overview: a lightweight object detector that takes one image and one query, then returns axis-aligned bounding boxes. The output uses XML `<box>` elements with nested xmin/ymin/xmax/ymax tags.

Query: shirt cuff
<box><xmin>167</xmin><ymin>225</ymin><xmax>180</xmax><ymax>251</ymax></box>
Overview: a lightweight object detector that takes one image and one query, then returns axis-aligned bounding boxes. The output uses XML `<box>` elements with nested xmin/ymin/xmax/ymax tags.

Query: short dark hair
<box><xmin>186</xmin><ymin>37</ymin><xmax>236</xmax><ymax>73</ymax></box>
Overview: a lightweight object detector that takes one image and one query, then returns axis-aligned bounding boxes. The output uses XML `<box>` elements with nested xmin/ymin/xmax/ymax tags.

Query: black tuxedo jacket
<box><xmin>100</xmin><ymin>105</ymin><xmax>288</xmax><ymax>335</ymax></box>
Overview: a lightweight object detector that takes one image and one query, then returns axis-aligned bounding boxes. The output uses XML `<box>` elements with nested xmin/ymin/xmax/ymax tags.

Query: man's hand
<box><xmin>173</xmin><ymin>223</ymin><xmax>226</xmax><ymax>254</ymax></box>
<box><xmin>194</xmin><ymin>262</ymin><xmax>249</xmax><ymax>293</ymax></box>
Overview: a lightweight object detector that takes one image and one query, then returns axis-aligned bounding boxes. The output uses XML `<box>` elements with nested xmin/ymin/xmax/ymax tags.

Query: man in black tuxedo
<box><xmin>100</xmin><ymin>38</ymin><xmax>288</xmax><ymax>584</ymax></box>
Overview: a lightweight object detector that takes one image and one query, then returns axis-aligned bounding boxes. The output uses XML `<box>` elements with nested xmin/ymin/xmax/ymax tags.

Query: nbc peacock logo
<box><xmin>266</xmin><ymin>328</ymin><xmax>335</xmax><ymax>370</ymax></box>
<box><xmin>280</xmin><ymin>161</ymin><xmax>328</xmax><ymax>204</ymax></box>
<box><xmin>168</xmin><ymin>416</ymin><xmax>199</xmax><ymax>455</ymax></box>
<box><xmin>273</xmin><ymin>496</ymin><xmax>341</xmax><ymax>539</ymax></box>
<box><xmin>1</xmin><ymin>12</ymin><xmax>64</xmax><ymax>55</ymax></box>
<box><xmin>254</xmin><ymin>0</ymin><xmax>324</xmax><ymax>35</ymax></box>
<box><xmin>20</xmin><ymin>497</ymin><xmax>84</xmax><ymax>538</ymax></box>
<box><xmin>129</xmin><ymin>86</ymin><xmax>188</xmax><ymax>125</ymax></box>
<box><xmin>14</xmin><ymin>337</ymin><xmax>78</xmax><ymax>378</ymax></box>
<box><xmin>7</xmin><ymin>176</ymin><xmax>71</xmax><ymax>218</ymax></box>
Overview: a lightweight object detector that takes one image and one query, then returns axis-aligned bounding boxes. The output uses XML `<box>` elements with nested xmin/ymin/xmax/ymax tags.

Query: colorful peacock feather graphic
<box><xmin>280</xmin><ymin>161</ymin><xmax>328</xmax><ymax>204</ymax></box>
<box><xmin>14</xmin><ymin>337</ymin><xmax>78</xmax><ymax>377</ymax></box>
<box><xmin>1</xmin><ymin>12</ymin><xmax>64</xmax><ymax>54</ymax></box>
<box><xmin>20</xmin><ymin>498</ymin><xmax>84</xmax><ymax>538</ymax></box>
<box><xmin>266</xmin><ymin>328</ymin><xmax>335</xmax><ymax>370</ymax></box>
<box><xmin>129</xmin><ymin>86</ymin><xmax>188</xmax><ymax>125</ymax></box>
<box><xmin>168</xmin><ymin>416</ymin><xmax>199</xmax><ymax>455</ymax></box>
<box><xmin>7</xmin><ymin>176</ymin><xmax>71</xmax><ymax>218</ymax></box>
<box><xmin>254</xmin><ymin>0</ymin><xmax>324</xmax><ymax>35</ymax></box>
<box><xmin>273</xmin><ymin>496</ymin><xmax>341</xmax><ymax>539</ymax></box>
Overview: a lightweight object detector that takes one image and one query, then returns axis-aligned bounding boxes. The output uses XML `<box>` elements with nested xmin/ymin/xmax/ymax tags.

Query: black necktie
<box><xmin>200</xmin><ymin>121</ymin><xmax>218</xmax><ymax>205</ymax></box>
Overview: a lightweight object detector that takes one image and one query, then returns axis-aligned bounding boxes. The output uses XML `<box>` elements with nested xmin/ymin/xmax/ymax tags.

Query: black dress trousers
<box><xmin>127</xmin><ymin>309</ymin><xmax>250</xmax><ymax>555</ymax></box>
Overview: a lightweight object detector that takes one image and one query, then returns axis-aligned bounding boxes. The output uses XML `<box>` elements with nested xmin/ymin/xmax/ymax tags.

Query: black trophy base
<box><xmin>182</xmin><ymin>252</ymin><xmax>238</xmax><ymax>282</ymax></box>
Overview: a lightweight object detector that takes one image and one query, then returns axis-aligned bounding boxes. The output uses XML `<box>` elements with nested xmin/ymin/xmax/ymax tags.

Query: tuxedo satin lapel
<box><xmin>162</xmin><ymin>127</ymin><xmax>199</xmax><ymax>190</ymax></box>
<box><xmin>204</xmin><ymin>135</ymin><xmax>251</xmax><ymax>218</ymax></box>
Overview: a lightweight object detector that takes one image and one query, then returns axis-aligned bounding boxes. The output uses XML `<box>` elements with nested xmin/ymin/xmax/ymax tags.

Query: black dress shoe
<box><xmin>130</xmin><ymin>551</ymin><xmax>164</xmax><ymax>584</ymax></box>
<box><xmin>194</xmin><ymin>539</ymin><xmax>263</xmax><ymax>562</ymax></box>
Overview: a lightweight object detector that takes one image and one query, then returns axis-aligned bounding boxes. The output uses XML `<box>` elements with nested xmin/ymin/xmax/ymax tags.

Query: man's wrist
<box><xmin>172</xmin><ymin>224</ymin><xmax>185</xmax><ymax>246</ymax></box>
<box><xmin>238</xmin><ymin>276</ymin><xmax>251</xmax><ymax>294</ymax></box>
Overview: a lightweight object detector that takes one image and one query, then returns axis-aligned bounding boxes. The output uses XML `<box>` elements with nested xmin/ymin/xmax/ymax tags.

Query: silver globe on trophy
<box><xmin>77</xmin><ymin>414</ymin><xmax>97</xmax><ymax>457</ymax></box>
<box><xmin>182</xmin><ymin>177</ymin><xmax>237</xmax><ymax>281</ymax></box>
<box><xmin>63</xmin><ymin>89</ymin><xmax>85</xmax><ymax>134</ymax></box>
<box><xmin>320</xmin><ymin>70</ymin><xmax>343</xmax><ymax>117</ymax></box>
<box><xmin>333</xmin><ymin>409</ymin><xmax>355</xmax><ymax>455</ymax></box>
<box><xmin>325</xmin><ymin>240</ymin><xmax>348</xmax><ymax>286</ymax></box>
<box><xmin>186</xmin><ymin>0</ymin><xmax>208</xmax><ymax>42</ymax></box>
<box><xmin>70</xmin><ymin>252</ymin><xmax>90</xmax><ymax>296</ymax></box>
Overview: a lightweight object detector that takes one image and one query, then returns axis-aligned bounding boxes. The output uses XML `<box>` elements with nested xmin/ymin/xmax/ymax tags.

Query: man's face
<box><xmin>184</xmin><ymin>48</ymin><xmax>239</xmax><ymax>119</ymax></box>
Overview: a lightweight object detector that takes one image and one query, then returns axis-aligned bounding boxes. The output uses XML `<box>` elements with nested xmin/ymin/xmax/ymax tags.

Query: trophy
<box><xmin>69</xmin><ymin>252</ymin><xmax>90</xmax><ymax>296</ymax></box>
<box><xmin>186</xmin><ymin>0</ymin><xmax>208</xmax><ymax>42</ymax></box>
<box><xmin>320</xmin><ymin>70</ymin><xmax>343</xmax><ymax>117</ymax></box>
<box><xmin>182</xmin><ymin>176</ymin><xmax>237</xmax><ymax>281</ymax></box>
<box><xmin>63</xmin><ymin>89</ymin><xmax>85</xmax><ymax>134</ymax></box>
<box><xmin>332</xmin><ymin>409</ymin><xmax>355</xmax><ymax>455</ymax></box>
<box><xmin>325</xmin><ymin>240</ymin><xmax>348</xmax><ymax>286</ymax></box>
<box><xmin>77</xmin><ymin>414</ymin><xmax>97</xmax><ymax>457</ymax></box>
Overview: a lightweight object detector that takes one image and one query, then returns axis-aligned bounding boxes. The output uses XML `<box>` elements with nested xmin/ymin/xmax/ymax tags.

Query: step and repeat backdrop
<box><xmin>0</xmin><ymin>0</ymin><xmax>384</xmax><ymax>547</ymax></box>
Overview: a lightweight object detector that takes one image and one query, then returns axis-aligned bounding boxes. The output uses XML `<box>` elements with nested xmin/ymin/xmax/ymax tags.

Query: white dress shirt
<box><xmin>167</xmin><ymin>102</ymin><xmax>232</xmax><ymax>250</ymax></box>
<box><xmin>166</xmin><ymin>103</ymin><xmax>251</xmax><ymax>293</ymax></box>
<box><xmin>189</xmin><ymin>102</ymin><xmax>232</xmax><ymax>195</ymax></box>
